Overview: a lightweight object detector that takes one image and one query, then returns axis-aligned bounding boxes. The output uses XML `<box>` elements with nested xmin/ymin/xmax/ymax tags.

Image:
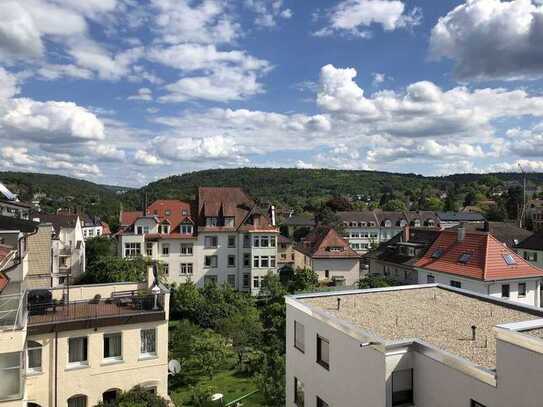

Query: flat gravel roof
<box><xmin>301</xmin><ymin>287</ymin><xmax>541</xmax><ymax>369</ymax></box>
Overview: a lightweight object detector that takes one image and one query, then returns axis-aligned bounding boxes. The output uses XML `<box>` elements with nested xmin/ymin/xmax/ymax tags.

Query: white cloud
<box><xmin>244</xmin><ymin>0</ymin><xmax>293</xmax><ymax>27</ymax></box>
<box><xmin>1</xmin><ymin>146</ymin><xmax>36</xmax><ymax>165</ymax></box>
<box><xmin>128</xmin><ymin>88</ymin><xmax>153</xmax><ymax>101</ymax></box>
<box><xmin>0</xmin><ymin>68</ymin><xmax>19</xmax><ymax>101</ymax></box>
<box><xmin>153</xmin><ymin>134</ymin><xmax>240</xmax><ymax>161</ymax></box>
<box><xmin>134</xmin><ymin>149</ymin><xmax>163</xmax><ymax>166</ymax></box>
<box><xmin>367</xmin><ymin>139</ymin><xmax>485</xmax><ymax>162</ymax></box>
<box><xmin>0</xmin><ymin>2</ymin><xmax>44</xmax><ymax>59</ymax></box>
<box><xmin>430</xmin><ymin>0</ymin><xmax>543</xmax><ymax>81</ymax></box>
<box><xmin>315</xmin><ymin>0</ymin><xmax>421</xmax><ymax>38</ymax></box>
<box><xmin>92</xmin><ymin>144</ymin><xmax>125</xmax><ymax>161</ymax></box>
<box><xmin>36</xmin><ymin>64</ymin><xmax>94</xmax><ymax>80</ymax></box>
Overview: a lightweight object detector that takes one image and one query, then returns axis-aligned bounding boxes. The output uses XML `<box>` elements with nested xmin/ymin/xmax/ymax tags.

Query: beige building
<box><xmin>0</xmin><ymin>221</ymin><xmax>170</xmax><ymax>407</ymax></box>
<box><xmin>286</xmin><ymin>284</ymin><xmax>543</xmax><ymax>407</ymax></box>
<box><xmin>277</xmin><ymin>235</ymin><xmax>295</xmax><ymax>269</ymax></box>
<box><xmin>294</xmin><ymin>227</ymin><xmax>360</xmax><ymax>286</ymax></box>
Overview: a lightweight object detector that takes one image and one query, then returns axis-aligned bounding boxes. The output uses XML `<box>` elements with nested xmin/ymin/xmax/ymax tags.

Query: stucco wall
<box><xmin>312</xmin><ymin>258</ymin><xmax>359</xmax><ymax>286</ymax></box>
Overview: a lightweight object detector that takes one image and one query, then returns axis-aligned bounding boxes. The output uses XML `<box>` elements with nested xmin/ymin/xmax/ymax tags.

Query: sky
<box><xmin>2</xmin><ymin>0</ymin><xmax>543</xmax><ymax>186</ymax></box>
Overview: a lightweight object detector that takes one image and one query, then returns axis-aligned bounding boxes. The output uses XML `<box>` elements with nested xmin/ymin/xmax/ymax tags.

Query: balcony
<box><xmin>0</xmin><ymin>290</ymin><xmax>27</xmax><ymax>331</ymax></box>
<box><xmin>27</xmin><ymin>291</ymin><xmax>166</xmax><ymax>334</ymax></box>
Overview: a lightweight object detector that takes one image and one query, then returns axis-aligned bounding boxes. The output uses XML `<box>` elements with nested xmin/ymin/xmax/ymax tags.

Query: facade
<box><xmin>526</xmin><ymin>199</ymin><xmax>543</xmax><ymax>231</ymax></box>
<box><xmin>118</xmin><ymin>188</ymin><xmax>279</xmax><ymax>294</ymax></box>
<box><xmin>339</xmin><ymin>210</ymin><xmax>439</xmax><ymax>255</ymax></box>
<box><xmin>436</xmin><ymin>211</ymin><xmax>486</xmax><ymax>229</ymax></box>
<box><xmin>515</xmin><ymin>232</ymin><xmax>543</xmax><ymax>268</ymax></box>
<box><xmin>286</xmin><ymin>284</ymin><xmax>543</xmax><ymax>407</ymax></box>
<box><xmin>294</xmin><ymin>227</ymin><xmax>360</xmax><ymax>286</ymax></box>
<box><xmin>283</xmin><ymin>215</ymin><xmax>316</xmax><ymax>240</ymax></box>
<box><xmin>414</xmin><ymin>228</ymin><xmax>543</xmax><ymax>307</ymax></box>
<box><xmin>81</xmin><ymin>216</ymin><xmax>110</xmax><ymax>240</ymax></box>
<box><xmin>278</xmin><ymin>235</ymin><xmax>296</xmax><ymax>269</ymax></box>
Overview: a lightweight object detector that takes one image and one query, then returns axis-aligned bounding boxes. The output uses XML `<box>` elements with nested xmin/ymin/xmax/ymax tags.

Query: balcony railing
<box><xmin>0</xmin><ymin>291</ymin><xmax>27</xmax><ymax>331</ymax></box>
<box><xmin>28</xmin><ymin>293</ymin><xmax>165</xmax><ymax>326</ymax></box>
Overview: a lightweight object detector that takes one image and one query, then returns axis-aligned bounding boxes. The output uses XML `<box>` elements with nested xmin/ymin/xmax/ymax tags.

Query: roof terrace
<box><xmin>299</xmin><ymin>285</ymin><xmax>543</xmax><ymax>369</ymax></box>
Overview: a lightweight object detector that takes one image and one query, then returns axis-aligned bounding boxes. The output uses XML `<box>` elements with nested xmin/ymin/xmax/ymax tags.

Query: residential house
<box><xmin>294</xmin><ymin>227</ymin><xmax>360</xmax><ymax>286</ymax></box>
<box><xmin>369</xmin><ymin>227</ymin><xmax>441</xmax><ymax>284</ymax></box>
<box><xmin>515</xmin><ymin>232</ymin><xmax>543</xmax><ymax>269</ymax></box>
<box><xmin>0</xmin><ymin>243</ymin><xmax>170</xmax><ymax>407</ymax></box>
<box><xmin>278</xmin><ymin>235</ymin><xmax>296</xmax><ymax>269</ymax></box>
<box><xmin>526</xmin><ymin>199</ymin><xmax>543</xmax><ymax>231</ymax></box>
<box><xmin>31</xmin><ymin>212</ymin><xmax>86</xmax><ymax>286</ymax></box>
<box><xmin>118</xmin><ymin>188</ymin><xmax>279</xmax><ymax>294</ymax></box>
<box><xmin>338</xmin><ymin>211</ymin><xmax>380</xmax><ymax>255</ymax></box>
<box><xmin>286</xmin><ymin>284</ymin><xmax>543</xmax><ymax>407</ymax></box>
<box><xmin>81</xmin><ymin>215</ymin><xmax>111</xmax><ymax>240</ymax></box>
<box><xmin>377</xmin><ymin>210</ymin><xmax>409</xmax><ymax>242</ymax></box>
<box><xmin>404</xmin><ymin>211</ymin><xmax>440</xmax><ymax>228</ymax></box>
<box><xmin>0</xmin><ymin>182</ymin><xmax>31</xmax><ymax>220</ymax></box>
<box><xmin>414</xmin><ymin>227</ymin><xmax>543</xmax><ymax>306</ymax></box>
<box><xmin>457</xmin><ymin>221</ymin><xmax>532</xmax><ymax>249</ymax></box>
<box><xmin>283</xmin><ymin>215</ymin><xmax>316</xmax><ymax>240</ymax></box>
<box><xmin>436</xmin><ymin>211</ymin><xmax>486</xmax><ymax>229</ymax></box>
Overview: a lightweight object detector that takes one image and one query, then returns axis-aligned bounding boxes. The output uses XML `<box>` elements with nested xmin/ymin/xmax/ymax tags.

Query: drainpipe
<box><xmin>55</xmin><ymin>330</ymin><xmax>58</xmax><ymax>407</ymax></box>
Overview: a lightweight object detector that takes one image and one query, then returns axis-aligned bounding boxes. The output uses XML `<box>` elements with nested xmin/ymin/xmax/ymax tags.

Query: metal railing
<box><xmin>0</xmin><ymin>290</ymin><xmax>27</xmax><ymax>331</ymax></box>
<box><xmin>28</xmin><ymin>293</ymin><xmax>164</xmax><ymax>325</ymax></box>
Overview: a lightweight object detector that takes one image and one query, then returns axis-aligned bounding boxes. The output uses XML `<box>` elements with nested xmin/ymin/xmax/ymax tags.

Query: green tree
<box><xmin>315</xmin><ymin>206</ymin><xmax>339</xmax><ymax>226</ymax></box>
<box><xmin>325</xmin><ymin>196</ymin><xmax>353</xmax><ymax>212</ymax></box>
<box><xmin>382</xmin><ymin>198</ymin><xmax>407</xmax><ymax>211</ymax></box>
<box><xmin>289</xmin><ymin>267</ymin><xmax>319</xmax><ymax>292</ymax></box>
<box><xmin>85</xmin><ymin>236</ymin><xmax>115</xmax><ymax>267</ymax></box>
<box><xmin>95</xmin><ymin>386</ymin><xmax>169</xmax><ymax>407</ymax></box>
<box><xmin>255</xmin><ymin>350</ymin><xmax>285</xmax><ymax>407</ymax></box>
<box><xmin>425</xmin><ymin>196</ymin><xmax>444</xmax><ymax>211</ymax></box>
<box><xmin>79</xmin><ymin>256</ymin><xmax>149</xmax><ymax>284</ymax></box>
<box><xmin>186</xmin><ymin>330</ymin><xmax>232</xmax><ymax>379</ymax></box>
<box><xmin>358</xmin><ymin>276</ymin><xmax>396</xmax><ymax>289</ymax></box>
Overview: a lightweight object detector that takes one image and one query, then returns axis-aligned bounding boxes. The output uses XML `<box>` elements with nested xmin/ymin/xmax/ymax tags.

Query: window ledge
<box><xmin>26</xmin><ymin>369</ymin><xmax>43</xmax><ymax>377</ymax></box>
<box><xmin>101</xmin><ymin>358</ymin><xmax>123</xmax><ymax>366</ymax></box>
<box><xmin>138</xmin><ymin>353</ymin><xmax>158</xmax><ymax>361</ymax></box>
<box><xmin>66</xmin><ymin>363</ymin><xmax>89</xmax><ymax>371</ymax></box>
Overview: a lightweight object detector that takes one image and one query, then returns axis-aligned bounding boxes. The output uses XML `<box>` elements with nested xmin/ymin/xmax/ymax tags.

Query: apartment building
<box><xmin>294</xmin><ymin>227</ymin><xmax>360</xmax><ymax>286</ymax></box>
<box><xmin>278</xmin><ymin>235</ymin><xmax>296</xmax><ymax>269</ymax></box>
<box><xmin>283</xmin><ymin>215</ymin><xmax>316</xmax><ymax>240</ymax></box>
<box><xmin>435</xmin><ymin>211</ymin><xmax>486</xmax><ymax>229</ymax></box>
<box><xmin>0</xmin><ymin>248</ymin><xmax>170</xmax><ymax>407</ymax></box>
<box><xmin>339</xmin><ymin>210</ymin><xmax>439</xmax><ymax>255</ymax></box>
<box><xmin>118</xmin><ymin>188</ymin><xmax>279</xmax><ymax>294</ymax></box>
<box><xmin>286</xmin><ymin>284</ymin><xmax>543</xmax><ymax>407</ymax></box>
<box><xmin>31</xmin><ymin>213</ymin><xmax>86</xmax><ymax>286</ymax></box>
<box><xmin>81</xmin><ymin>215</ymin><xmax>110</xmax><ymax>240</ymax></box>
<box><xmin>515</xmin><ymin>232</ymin><xmax>543</xmax><ymax>268</ymax></box>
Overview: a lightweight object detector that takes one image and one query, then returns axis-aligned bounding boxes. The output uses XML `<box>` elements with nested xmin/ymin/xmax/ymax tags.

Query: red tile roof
<box><xmin>146</xmin><ymin>199</ymin><xmax>191</xmax><ymax>231</ymax></box>
<box><xmin>415</xmin><ymin>230</ymin><xmax>543</xmax><ymax>281</ymax></box>
<box><xmin>298</xmin><ymin>227</ymin><xmax>359</xmax><ymax>259</ymax></box>
<box><xmin>120</xmin><ymin>211</ymin><xmax>143</xmax><ymax>226</ymax></box>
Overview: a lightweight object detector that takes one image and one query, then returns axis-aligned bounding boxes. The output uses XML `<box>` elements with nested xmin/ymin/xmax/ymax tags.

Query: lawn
<box><xmin>170</xmin><ymin>369</ymin><xmax>265</xmax><ymax>406</ymax></box>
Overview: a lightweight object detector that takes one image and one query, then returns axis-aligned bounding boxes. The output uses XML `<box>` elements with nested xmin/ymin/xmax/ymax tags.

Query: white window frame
<box><xmin>68</xmin><ymin>337</ymin><xmax>88</xmax><ymax>368</ymax></box>
<box><xmin>26</xmin><ymin>341</ymin><xmax>42</xmax><ymax>374</ymax></box>
<box><xmin>103</xmin><ymin>333</ymin><xmax>122</xmax><ymax>362</ymax></box>
<box><xmin>140</xmin><ymin>329</ymin><xmax>157</xmax><ymax>358</ymax></box>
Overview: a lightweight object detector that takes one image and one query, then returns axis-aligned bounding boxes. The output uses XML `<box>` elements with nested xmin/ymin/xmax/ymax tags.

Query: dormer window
<box><xmin>328</xmin><ymin>246</ymin><xmax>343</xmax><ymax>252</ymax></box>
<box><xmin>182</xmin><ymin>209</ymin><xmax>188</xmax><ymax>216</ymax></box>
<box><xmin>158</xmin><ymin>224</ymin><xmax>170</xmax><ymax>234</ymax></box>
<box><xmin>206</xmin><ymin>217</ymin><xmax>218</xmax><ymax>227</ymax></box>
<box><xmin>350</xmin><ymin>221</ymin><xmax>358</xmax><ymax>227</ymax></box>
<box><xmin>427</xmin><ymin>219</ymin><xmax>435</xmax><ymax>226</ymax></box>
<box><xmin>181</xmin><ymin>224</ymin><xmax>193</xmax><ymax>234</ymax></box>
<box><xmin>165</xmin><ymin>209</ymin><xmax>172</xmax><ymax>216</ymax></box>
<box><xmin>414</xmin><ymin>220</ymin><xmax>421</xmax><ymax>227</ymax></box>
<box><xmin>458</xmin><ymin>253</ymin><xmax>471</xmax><ymax>264</ymax></box>
<box><xmin>224</xmin><ymin>217</ymin><xmax>235</xmax><ymax>227</ymax></box>
<box><xmin>384</xmin><ymin>220</ymin><xmax>392</xmax><ymax>228</ymax></box>
<box><xmin>431</xmin><ymin>248</ymin><xmax>444</xmax><ymax>259</ymax></box>
<box><xmin>400</xmin><ymin>220</ymin><xmax>407</xmax><ymax>227</ymax></box>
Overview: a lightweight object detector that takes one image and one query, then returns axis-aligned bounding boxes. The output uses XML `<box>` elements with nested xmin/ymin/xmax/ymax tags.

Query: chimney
<box><xmin>270</xmin><ymin>205</ymin><xmax>276</xmax><ymax>226</ymax></box>
<box><xmin>483</xmin><ymin>220</ymin><xmax>490</xmax><ymax>232</ymax></box>
<box><xmin>457</xmin><ymin>224</ymin><xmax>465</xmax><ymax>242</ymax></box>
<box><xmin>402</xmin><ymin>225</ymin><xmax>410</xmax><ymax>242</ymax></box>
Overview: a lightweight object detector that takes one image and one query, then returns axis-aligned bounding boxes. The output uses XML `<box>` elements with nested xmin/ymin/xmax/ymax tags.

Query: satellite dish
<box><xmin>210</xmin><ymin>394</ymin><xmax>224</xmax><ymax>401</ymax></box>
<box><xmin>168</xmin><ymin>359</ymin><xmax>181</xmax><ymax>375</ymax></box>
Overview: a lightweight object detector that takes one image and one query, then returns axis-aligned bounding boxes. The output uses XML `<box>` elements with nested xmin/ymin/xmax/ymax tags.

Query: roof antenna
<box><xmin>337</xmin><ymin>298</ymin><xmax>341</xmax><ymax>311</ymax></box>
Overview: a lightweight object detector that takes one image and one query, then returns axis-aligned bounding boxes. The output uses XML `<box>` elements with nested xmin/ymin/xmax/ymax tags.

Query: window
<box><xmin>426</xmin><ymin>274</ymin><xmax>435</xmax><ymax>284</ymax></box>
<box><xmin>470</xmin><ymin>400</ymin><xmax>487</xmax><ymax>407</ymax></box>
<box><xmin>228</xmin><ymin>235</ymin><xmax>236</xmax><ymax>248</ymax></box>
<box><xmin>253</xmin><ymin>236</ymin><xmax>260</xmax><ymax>247</ymax></box>
<box><xmin>253</xmin><ymin>276</ymin><xmax>260</xmax><ymax>288</ymax></box>
<box><xmin>206</xmin><ymin>217</ymin><xmax>218</xmax><ymax>227</ymax></box>
<box><xmin>124</xmin><ymin>242</ymin><xmax>140</xmax><ymax>257</ymax></box>
<box><xmin>0</xmin><ymin>352</ymin><xmax>21</xmax><ymax>399</ymax></box>
<box><xmin>243</xmin><ymin>273</ymin><xmax>250</xmax><ymax>288</ymax></box>
<box><xmin>161</xmin><ymin>244</ymin><xmax>169</xmax><ymax>256</ymax></box>
<box><xmin>325</xmin><ymin>270</ymin><xmax>330</xmax><ymax>279</ymax></box>
<box><xmin>103</xmin><ymin>333</ymin><xmax>122</xmax><ymax>360</ymax></box>
<box><xmin>501</xmin><ymin>284</ymin><xmax>510</xmax><ymax>298</ymax></box>
<box><xmin>204</xmin><ymin>256</ymin><xmax>217</xmax><ymax>268</ymax></box>
<box><xmin>271</xmin><ymin>256</ymin><xmax>276</xmax><ymax>268</ymax></box>
<box><xmin>450</xmin><ymin>280</ymin><xmax>462</xmax><ymax>288</ymax></box>
<box><xmin>316</xmin><ymin>397</ymin><xmax>329</xmax><ymax>407</ymax></box>
<box><xmin>294</xmin><ymin>377</ymin><xmax>304</xmax><ymax>407</ymax></box>
<box><xmin>181</xmin><ymin>224</ymin><xmax>193</xmax><ymax>234</ymax></box>
<box><xmin>180</xmin><ymin>243</ymin><xmax>193</xmax><ymax>255</ymax></box>
<box><xmin>158</xmin><ymin>224</ymin><xmax>169</xmax><ymax>234</ymax></box>
<box><xmin>316</xmin><ymin>335</ymin><xmax>330</xmax><ymax>370</ymax></box>
<box><xmin>68</xmin><ymin>395</ymin><xmax>87</xmax><ymax>407</ymax></box>
<box><xmin>270</xmin><ymin>236</ymin><xmax>276</xmax><ymax>247</ymax></box>
<box><xmin>204</xmin><ymin>236</ymin><xmax>218</xmax><ymax>248</ymax></box>
<box><xmin>243</xmin><ymin>253</ymin><xmax>250</xmax><ymax>267</ymax></box>
<box><xmin>294</xmin><ymin>321</ymin><xmax>305</xmax><ymax>352</ymax></box>
<box><xmin>136</xmin><ymin>226</ymin><xmax>143</xmax><ymax>235</ymax></box>
<box><xmin>243</xmin><ymin>234</ymin><xmax>251</xmax><ymax>248</ymax></box>
<box><xmin>228</xmin><ymin>255</ymin><xmax>236</xmax><ymax>267</ymax></box>
<box><xmin>146</xmin><ymin>242</ymin><xmax>153</xmax><ymax>256</ymax></box>
<box><xmin>261</xmin><ymin>256</ymin><xmax>269</xmax><ymax>268</ymax></box>
<box><xmin>163</xmin><ymin>264</ymin><xmax>169</xmax><ymax>276</ymax></box>
<box><xmin>180</xmin><ymin>263</ymin><xmax>193</xmax><ymax>275</ymax></box>
<box><xmin>261</xmin><ymin>236</ymin><xmax>269</xmax><ymax>247</ymax></box>
<box><xmin>224</xmin><ymin>217</ymin><xmax>235</xmax><ymax>227</ymax></box>
<box><xmin>27</xmin><ymin>341</ymin><xmax>42</xmax><ymax>373</ymax></box>
<box><xmin>140</xmin><ymin>329</ymin><xmax>156</xmax><ymax>356</ymax></box>
<box><xmin>458</xmin><ymin>253</ymin><xmax>471</xmax><ymax>264</ymax></box>
<box><xmin>204</xmin><ymin>276</ymin><xmax>217</xmax><ymax>286</ymax></box>
<box><xmin>253</xmin><ymin>256</ymin><xmax>260</xmax><ymax>268</ymax></box>
<box><xmin>503</xmin><ymin>254</ymin><xmax>517</xmax><ymax>265</ymax></box>
<box><xmin>227</xmin><ymin>274</ymin><xmax>236</xmax><ymax>287</ymax></box>
<box><xmin>165</xmin><ymin>209</ymin><xmax>171</xmax><ymax>216</ymax></box>
<box><xmin>518</xmin><ymin>282</ymin><xmax>527</xmax><ymax>297</ymax></box>
<box><xmin>68</xmin><ymin>337</ymin><xmax>88</xmax><ymax>365</ymax></box>
<box><xmin>391</xmin><ymin>369</ymin><xmax>413</xmax><ymax>406</ymax></box>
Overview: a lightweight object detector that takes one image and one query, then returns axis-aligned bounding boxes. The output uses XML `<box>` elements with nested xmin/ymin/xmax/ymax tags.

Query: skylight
<box><xmin>458</xmin><ymin>253</ymin><xmax>471</xmax><ymax>264</ymax></box>
<box><xmin>431</xmin><ymin>248</ymin><xmax>444</xmax><ymax>259</ymax></box>
<box><xmin>503</xmin><ymin>254</ymin><xmax>517</xmax><ymax>266</ymax></box>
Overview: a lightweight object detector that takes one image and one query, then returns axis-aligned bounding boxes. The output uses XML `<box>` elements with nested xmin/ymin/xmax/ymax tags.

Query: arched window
<box><xmin>27</xmin><ymin>341</ymin><xmax>42</xmax><ymax>373</ymax></box>
<box><xmin>102</xmin><ymin>389</ymin><xmax>120</xmax><ymax>405</ymax></box>
<box><xmin>68</xmin><ymin>395</ymin><xmax>87</xmax><ymax>407</ymax></box>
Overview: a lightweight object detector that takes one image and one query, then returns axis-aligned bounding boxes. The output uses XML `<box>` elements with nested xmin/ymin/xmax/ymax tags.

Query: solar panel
<box><xmin>431</xmin><ymin>248</ymin><xmax>444</xmax><ymax>258</ymax></box>
<box><xmin>458</xmin><ymin>253</ymin><xmax>471</xmax><ymax>264</ymax></box>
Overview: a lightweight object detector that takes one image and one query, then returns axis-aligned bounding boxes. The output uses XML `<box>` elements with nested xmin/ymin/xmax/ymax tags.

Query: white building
<box><xmin>81</xmin><ymin>215</ymin><xmax>110</xmax><ymax>240</ymax></box>
<box><xmin>286</xmin><ymin>284</ymin><xmax>543</xmax><ymax>407</ymax></box>
<box><xmin>118</xmin><ymin>188</ymin><xmax>279</xmax><ymax>294</ymax></box>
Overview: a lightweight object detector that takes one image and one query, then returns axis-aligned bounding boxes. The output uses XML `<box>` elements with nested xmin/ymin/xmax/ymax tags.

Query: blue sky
<box><xmin>1</xmin><ymin>0</ymin><xmax>543</xmax><ymax>186</ymax></box>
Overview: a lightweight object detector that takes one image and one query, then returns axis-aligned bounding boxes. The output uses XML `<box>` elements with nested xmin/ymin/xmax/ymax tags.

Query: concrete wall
<box><xmin>25</xmin><ymin>319</ymin><xmax>168</xmax><ymax>407</ymax></box>
<box><xmin>312</xmin><ymin>258</ymin><xmax>359</xmax><ymax>286</ymax></box>
<box><xmin>26</xmin><ymin>225</ymin><xmax>53</xmax><ymax>290</ymax></box>
<box><xmin>286</xmin><ymin>302</ymin><xmax>386</xmax><ymax>407</ymax></box>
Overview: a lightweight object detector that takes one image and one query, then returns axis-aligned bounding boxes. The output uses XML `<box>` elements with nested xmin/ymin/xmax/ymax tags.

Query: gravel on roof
<box><xmin>301</xmin><ymin>287</ymin><xmax>541</xmax><ymax>369</ymax></box>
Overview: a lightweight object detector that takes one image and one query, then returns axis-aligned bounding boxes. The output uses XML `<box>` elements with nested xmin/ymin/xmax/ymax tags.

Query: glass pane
<box><xmin>28</xmin><ymin>348</ymin><xmax>42</xmax><ymax>369</ymax></box>
<box><xmin>0</xmin><ymin>367</ymin><xmax>20</xmax><ymax>398</ymax></box>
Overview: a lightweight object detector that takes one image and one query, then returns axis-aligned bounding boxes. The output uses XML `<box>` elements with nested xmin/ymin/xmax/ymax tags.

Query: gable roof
<box><xmin>375</xmin><ymin>210</ymin><xmax>408</xmax><ymax>227</ymax></box>
<box><xmin>405</xmin><ymin>211</ymin><xmax>440</xmax><ymax>226</ymax></box>
<box><xmin>337</xmin><ymin>211</ymin><xmax>378</xmax><ymax>225</ymax></box>
<box><xmin>120</xmin><ymin>210</ymin><xmax>143</xmax><ymax>226</ymax></box>
<box><xmin>456</xmin><ymin>222</ymin><xmax>532</xmax><ymax>249</ymax></box>
<box><xmin>283</xmin><ymin>215</ymin><xmax>316</xmax><ymax>226</ymax></box>
<box><xmin>146</xmin><ymin>199</ymin><xmax>191</xmax><ymax>232</ymax></box>
<box><xmin>415</xmin><ymin>230</ymin><xmax>543</xmax><ymax>281</ymax></box>
<box><xmin>297</xmin><ymin>227</ymin><xmax>359</xmax><ymax>259</ymax></box>
<box><xmin>516</xmin><ymin>231</ymin><xmax>543</xmax><ymax>251</ymax></box>
<box><xmin>31</xmin><ymin>212</ymin><xmax>78</xmax><ymax>235</ymax></box>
